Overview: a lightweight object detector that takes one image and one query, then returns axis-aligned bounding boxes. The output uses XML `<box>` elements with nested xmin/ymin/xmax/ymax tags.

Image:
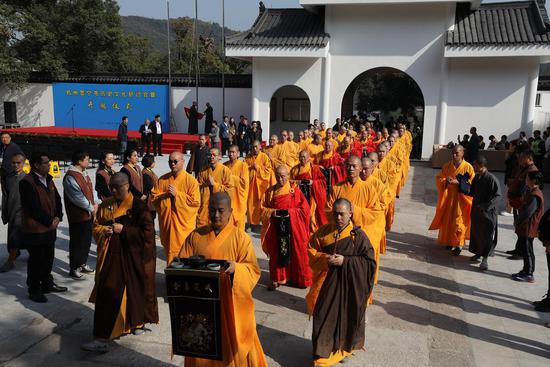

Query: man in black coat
<box><xmin>151</xmin><ymin>114</ymin><xmax>163</xmax><ymax>156</ymax></box>
<box><xmin>138</xmin><ymin>119</ymin><xmax>152</xmax><ymax>157</ymax></box>
<box><xmin>188</xmin><ymin>101</ymin><xmax>199</xmax><ymax>135</ymax></box>
<box><xmin>117</xmin><ymin>116</ymin><xmax>129</xmax><ymax>162</ymax></box>
<box><xmin>204</xmin><ymin>102</ymin><xmax>214</xmax><ymax>134</ymax></box>
<box><xmin>0</xmin><ymin>131</ymin><xmax>24</xmax><ymax>185</ymax></box>
<box><xmin>466</xmin><ymin>126</ymin><xmax>480</xmax><ymax>163</ymax></box>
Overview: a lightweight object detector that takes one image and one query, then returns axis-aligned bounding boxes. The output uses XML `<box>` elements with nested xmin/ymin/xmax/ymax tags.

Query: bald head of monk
<box><xmin>345</xmin><ymin>155</ymin><xmax>362</xmax><ymax>183</ymax></box>
<box><xmin>251</xmin><ymin>140</ymin><xmax>261</xmax><ymax>155</ymax></box>
<box><xmin>368</xmin><ymin>152</ymin><xmax>379</xmax><ymax>166</ymax></box>
<box><xmin>209</xmin><ymin>148</ymin><xmax>221</xmax><ymax>168</ymax></box>
<box><xmin>109</xmin><ymin>172</ymin><xmax>130</xmax><ymax>201</ymax></box>
<box><xmin>452</xmin><ymin>144</ymin><xmax>464</xmax><ymax>165</ymax></box>
<box><xmin>324</xmin><ymin>139</ymin><xmax>334</xmax><ymax>153</ymax></box>
<box><xmin>209</xmin><ymin>192</ymin><xmax>233</xmax><ymax>235</ymax></box>
<box><xmin>275</xmin><ymin>165</ymin><xmax>289</xmax><ymax>187</ymax></box>
<box><xmin>299</xmin><ymin>150</ymin><xmax>310</xmax><ymax>166</ymax></box>
<box><xmin>228</xmin><ymin>145</ymin><xmax>239</xmax><ymax>163</ymax></box>
<box><xmin>333</xmin><ymin>198</ymin><xmax>353</xmax><ymax>230</ymax></box>
<box><xmin>313</xmin><ymin>134</ymin><xmax>322</xmax><ymax>145</ymax></box>
<box><xmin>269</xmin><ymin>135</ymin><xmax>278</xmax><ymax>146</ymax></box>
<box><xmin>288</xmin><ymin>131</ymin><xmax>295</xmax><ymax>142</ymax></box>
<box><xmin>280</xmin><ymin>130</ymin><xmax>288</xmax><ymax>142</ymax></box>
<box><xmin>169</xmin><ymin>151</ymin><xmax>185</xmax><ymax>176</ymax></box>
<box><xmin>360</xmin><ymin>157</ymin><xmax>374</xmax><ymax>180</ymax></box>
<box><xmin>377</xmin><ymin>142</ymin><xmax>388</xmax><ymax>160</ymax></box>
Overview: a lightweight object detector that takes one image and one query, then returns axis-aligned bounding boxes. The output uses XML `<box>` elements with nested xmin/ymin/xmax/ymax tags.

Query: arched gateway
<box><xmin>341</xmin><ymin>67</ymin><xmax>425</xmax><ymax>158</ymax></box>
<box><xmin>269</xmin><ymin>85</ymin><xmax>311</xmax><ymax>136</ymax></box>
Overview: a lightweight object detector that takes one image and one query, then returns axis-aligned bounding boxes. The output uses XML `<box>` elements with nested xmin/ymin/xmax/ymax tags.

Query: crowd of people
<box><xmin>2</xmin><ymin>116</ymin><xmax>550</xmax><ymax>365</ymax></box>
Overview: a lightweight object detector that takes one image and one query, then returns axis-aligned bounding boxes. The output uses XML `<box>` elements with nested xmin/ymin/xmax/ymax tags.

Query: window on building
<box><xmin>535</xmin><ymin>93</ymin><xmax>541</xmax><ymax>107</ymax></box>
<box><xmin>282</xmin><ymin>98</ymin><xmax>310</xmax><ymax>122</ymax></box>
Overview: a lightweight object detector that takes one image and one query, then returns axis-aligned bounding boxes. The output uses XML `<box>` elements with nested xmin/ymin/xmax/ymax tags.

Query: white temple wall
<box><xmin>0</xmin><ymin>83</ymin><xmax>55</xmax><ymax>128</ymax></box>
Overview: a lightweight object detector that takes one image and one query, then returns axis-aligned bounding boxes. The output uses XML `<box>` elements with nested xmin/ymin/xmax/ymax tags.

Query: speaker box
<box><xmin>4</xmin><ymin>101</ymin><xmax>17</xmax><ymax>125</ymax></box>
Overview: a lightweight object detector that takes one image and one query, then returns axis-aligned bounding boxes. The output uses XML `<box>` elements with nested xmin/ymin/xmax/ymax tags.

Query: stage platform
<box><xmin>3</xmin><ymin>127</ymin><xmax>201</xmax><ymax>154</ymax></box>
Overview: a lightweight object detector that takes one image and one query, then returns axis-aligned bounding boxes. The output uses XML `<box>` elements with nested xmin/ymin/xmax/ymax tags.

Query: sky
<box><xmin>117</xmin><ymin>0</ymin><xmax>550</xmax><ymax>31</ymax></box>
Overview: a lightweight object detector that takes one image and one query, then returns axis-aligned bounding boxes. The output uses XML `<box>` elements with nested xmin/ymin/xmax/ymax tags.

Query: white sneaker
<box><xmin>499</xmin><ymin>211</ymin><xmax>513</xmax><ymax>217</ymax></box>
<box><xmin>81</xmin><ymin>340</ymin><xmax>109</xmax><ymax>353</ymax></box>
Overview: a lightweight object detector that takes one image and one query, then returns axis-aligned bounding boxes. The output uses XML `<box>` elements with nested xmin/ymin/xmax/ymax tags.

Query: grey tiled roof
<box><xmin>447</xmin><ymin>1</ymin><xmax>550</xmax><ymax>46</ymax></box>
<box><xmin>226</xmin><ymin>8</ymin><xmax>329</xmax><ymax>49</ymax></box>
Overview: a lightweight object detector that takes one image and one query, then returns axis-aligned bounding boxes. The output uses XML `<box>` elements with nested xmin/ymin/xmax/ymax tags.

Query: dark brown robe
<box><xmin>312</xmin><ymin>227</ymin><xmax>376</xmax><ymax>359</ymax></box>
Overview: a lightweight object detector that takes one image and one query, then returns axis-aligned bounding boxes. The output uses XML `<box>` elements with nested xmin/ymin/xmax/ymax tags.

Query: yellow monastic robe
<box><xmin>224</xmin><ymin>159</ymin><xmax>249</xmax><ymax>230</ymax></box>
<box><xmin>300</xmin><ymin>137</ymin><xmax>313</xmax><ymax>151</ymax></box>
<box><xmin>337</xmin><ymin>133</ymin><xmax>346</xmax><ymax>143</ymax></box>
<box><xmin>373</xmin><ymin>167</ymin><xmax>395</xmax><ymax>232</ymax></box>
<box><xmin>197</xmin><ymin>164</ymin><xmax>234</xmax><ymax>226</ymax></box>
<box><xmin>151</xmin><ymin>171</ymin><xmax>200</xmax><ymax>264</ymax></box>
<box><xmin>319</xmin><ymin>129</ymin><xmax>327</xmax><ymax>139</ymax></box>
<box><xmin>245</xmin><ymin>152</ymin><xmax>272</xmax><ymax>225</ymax></box>
<box><xmin>364</xmin><ymin>174</ymin><xmax>391</xmax><ymax>255</ymax></box>
<box><xmin>325</xmin><ymin>179</ymin><xmax>385</xmax><ymax>285</ymax></box>
<box><xmin>307</xmin><ymin>144</ymin><xmax>324</xmax><ymax>161</ymax></box>
<box><xmin>179</xmin><ymin>224</ymin><xmax>268</xmax><ymax>367</ymax></box>
<box><xmin>429</xmin><ymin>160</ymin><xmax>475</xmax><ymax>247</ymax></box>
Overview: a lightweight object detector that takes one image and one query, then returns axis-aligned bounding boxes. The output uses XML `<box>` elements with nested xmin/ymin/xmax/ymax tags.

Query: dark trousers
<box><xmin>27</xmin><ymin>242</ymin><xmax>55</xmax><ymax>292</ymax></box>
<box><xmin>141</xmin><ymin>136</ymin><xmax>151</xmax><ymax>156</ymax></box>
<box><xmin>153</xmin><ymin>134</ymin><xmax>163</xmax><ymax>155</ymax></box>
<box><xmin>546</xmin><ymin>252</ymin><xmax>550</xmax><ymax>294</ymax></box>
<box><xmin>518</xmin><ymin>236</ymin><xmax>535</xmax><ymax>275</ymax></box>
<box><xmin>7</xmin><ymin>224</ymin><xmax>23</xmax><ymax>252</ymax></box>
<box><xmin>221</xmin><ymin>138</ymin><xmax>229</xmax><ymax>156</ymax></box>
<box><xmin>69</xmin><ymin>220</ymin><xmax>93</xmax><ymax>270</ymax></box>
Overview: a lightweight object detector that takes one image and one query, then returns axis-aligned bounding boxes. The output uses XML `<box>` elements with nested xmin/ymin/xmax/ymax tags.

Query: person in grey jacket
<box><xmin>1</xmin><ymin>153</ymin><xmax>26</xmax><ymax>272</ymax></box>
<box><xmin>62</xmin><ymin>151</ymin><xmax>98</xmax><ymax>280</ymax></box>
<box><xmin>210</xmin><ymin>120</ymin><xmax>220</xmax><ymax>150</ymax></box>
<box><xmin>117</xmin><ymin>116</ymin><xmax>129</xmax><ymax>163</ymax></box>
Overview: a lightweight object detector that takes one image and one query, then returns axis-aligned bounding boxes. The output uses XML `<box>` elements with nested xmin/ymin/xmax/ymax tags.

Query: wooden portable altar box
<box><xmin>165</xmin><ymin>260</ymin><xmax>227</xmax><ymax>361</ymax></box>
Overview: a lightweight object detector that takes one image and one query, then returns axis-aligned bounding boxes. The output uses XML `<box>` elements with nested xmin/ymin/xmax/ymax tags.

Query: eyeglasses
<box><xmin>169</xmin><ymin>160</ymin><xmax>180</xmax><ymax>165</ymax></box>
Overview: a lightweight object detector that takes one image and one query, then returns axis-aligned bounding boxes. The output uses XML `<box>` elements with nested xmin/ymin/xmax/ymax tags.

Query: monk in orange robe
<box><xmin>325</xmin><ymin>155</ymin><xmax>385</xmax><ymax>285</ymax></box>
<box><xmin>179</xmin><ymin>192</ymin><xmax>268</xmax><ymax>367</ymax></box>
<box><xmin>261</xmin><ymin>165</ymin><xmax>312</xmax><ymax>290</ymax></box>
<box><xmin>306</xmin><ymin>198</ymin><xmax>376</xmax><ymax>366</ymax></box>
<box><xmin>224</xmin><ymin>145</ymin><xmax>249</xmax><ymax>230</ymax></box>
<box><xmin>287</xmin><ymin>131</ymin><xmax>301</xmax><ymax>159</ymax></box>
<box><xmin>429</xmin><ymin>145</ymin><xmax>475</xmax><ymax>255</ymax></box>
<box><xmin>279</xmin><ymin>130</ymin><xmax>299</xmax><ymax>169</ymax></box>
<box><xmin>197</xmin><ymin>148</ymin><xmax>234</xmax><ymax>227</ymax></box>
<box><xmin>299</xmin><ymin>130</ymin><xmax>313</xmax><ymax>151</ymax></box>
<box><xmin>290</xmin><ymin>150</ymin><xmax>328</xmax><ymax>232</ymax></box>
<box><xmin>245</xmin><ymin>140</ymin><xmax>272</xmax><ymax>227</ymax></box>
<box><xmin>323</xmin><ymin>128</ymin><xmax>339</xmax><ymax>151</ymax></box>
<box><xmin>317</xmin><ymin>140</ymin><xmax>346</xmax><ymax>187</ymax></box>
<box><xmin>307</xmin><ymin>134</ymin><xmax>325</xmax><ymax>160</ymax></box>
<box><xmin>376</xmin><ymin>143</ymin><xmax>396</xmax><ymax>231</ymax></box>
<box><xmin>361</xmin><ymin>157</ymin><xmax>391</xmax><ymax>254</ymax></box>
<box><xmin>369</xmin><ymin>152</ymin><xmax>394</xmax><ymax>233</ymax></box>
<box><xmin>151</xmin><ymin>151</ymin><xmax>200</xmax><ymax>264</ymax></box>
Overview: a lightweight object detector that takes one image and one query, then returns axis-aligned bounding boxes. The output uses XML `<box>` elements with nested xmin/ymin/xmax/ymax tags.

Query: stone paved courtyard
<box><xmin>0</xmin><ymin>158</ymin><xmax>549</xmax><ymax>367</ymax></box>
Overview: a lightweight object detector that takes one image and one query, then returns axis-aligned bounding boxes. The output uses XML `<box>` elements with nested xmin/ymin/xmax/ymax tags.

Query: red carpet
<box><xmin>4</xmin><ymin>127</ymin><xmax>201</xmax><ymax>154</ymax></box>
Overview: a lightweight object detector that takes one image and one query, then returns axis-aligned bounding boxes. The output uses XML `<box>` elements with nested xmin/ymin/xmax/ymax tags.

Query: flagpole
<box><xmin>221</xmin><ymin>0</ymin><xmax>226</xmax><ymax>118</ymax></box>
<box><xmin>195</xmin><ymin>0</ymin><xmax>199</xmax><ymax>104</ymax></box>
<box><xmin>167</xmin><ymin>0</ymin><xmax>174</xmax><ymax>132</ymax></box>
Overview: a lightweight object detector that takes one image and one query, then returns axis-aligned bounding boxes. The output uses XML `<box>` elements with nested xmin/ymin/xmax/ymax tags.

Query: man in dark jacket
<box><xmin>186</xmin><ymin>135</ymin><xmax>210</xmax><ymax>177</ymax></box>
<box><xmin>466</xmin><ymin>126</ymin><xmax>480</xmax><ymax>163</ymax></box>
<box><xmin>0</xmin><ymin>131</ymin><xmax>24</xmax><ymax>184</ymax></box>
<box><xmin>117</xmin><ymin>116</ymin><xmax>129</xmax><ymax>162</ymax></box>
<box><xmin>151</xmin><ymin>114</ymin><xmax>163</xmax><ymax>156</ymax></box>
<box><xmin>138</xmin><ymin>119</ymin><xmax>152</xmax><ymax>157</ymax></box>
<box><xmin>237</xmin><ymin>117</ymin><xmax>250</xmax><ymax>157</ymax></box>
<box><xmin>188</xmin><ymin>102</ymin><xmax>199</xmax><ymax>135</ymax></box>
<box><xmin>20</xmin><ymin>152</ymin><xmax>67</xmax><ymax>302</ymax></box>
<box><xmin>204</xmin><ymin>102</ymin><xmax>213</xmax><ymax>134</ymax></box>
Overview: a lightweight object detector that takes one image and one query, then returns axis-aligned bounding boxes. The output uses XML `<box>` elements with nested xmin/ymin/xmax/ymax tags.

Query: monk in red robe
<box><xmin>261</xmin><ymin>165</ymin><xmax>312</xmax><ymax>290</ymax></box>
<box><xmin>290</xmin><ymin>150</ymin><xmax>328</xmax><ymax>232</ymax></box>
<box><xmin>317</xmin><ymin>140</ymin><xmax>346</xmax><ymax>188</ymax></box>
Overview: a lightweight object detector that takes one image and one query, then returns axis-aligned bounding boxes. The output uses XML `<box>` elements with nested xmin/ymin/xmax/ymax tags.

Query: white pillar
<box><xmin>522</xmin><ymin>60</ymin><xmax>539</xmax><ymax>136</ymax></box>
<box><xmin>321</xmin><ymin>51</ymin><xmax>332</xmax><ymax>123</ymax></box>
<box><xmin>436</xmin><ymin>57</ymin><xmax>449</xmax><ymax>145</ymax></box>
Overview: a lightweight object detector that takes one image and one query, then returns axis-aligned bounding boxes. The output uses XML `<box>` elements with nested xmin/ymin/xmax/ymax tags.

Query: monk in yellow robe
<box><xmin>429</xmin><ymin>145</ymin><xmax>475</xmax><ymax>255</ymax></box>
<box><xmin>307</xmin><ymin>134</ymin><xmax>325</xmax><ymax>161</ymax></box>
<box><xmin>376</xmin><ymin>143</ymin><xmax>396</xmax><ymax>231</ymax></box>
<box><xmin>369</xmin><ymin>152</ymin><xmax>394</xmax><ymax>233</ymax></box>
<box><xmin>307</xmin><ymin>198</ymin><xmax>376</xmax><ymax>366</ymax></box>
<box><xmin>361</xmin><ymin>157</ymin><xmax>391</xmax><ymax>255</ymax></box>
<box><xmin>323</xmin><ymin>129</ymin><xmax>339</xmax><ymax>151</ymax></box>
<box><xmin>288</xmin><ymin>131</ymin><xmax>301</xmax><ymax>159</ymax></box>
<box><xmin>179</xmin><ymin>192</ymin><xmax>268</xmax><ymax>367</ymax></box>
<box><xmin>245</xmin><ymin>140</ymin><xmax>272</xmax><ymax>227</ymax></box>
<box><xmin>299</xmin><ymin>130</ymin><xmax>313</xmax><ymax>151</ymax></box>
<box><xmin>325</xmin><ymin>155</ymin><xmax>385</xmax><ymax>285</ymax></box>
<box><xmin>151</xmin><ymin>151</ymin><xmax>200</xmax><ymax>264</ymax></box>
<box><xmin>224</xmin><ymin>145</ymin><xmax>249</xmax><ymax>230</ymax></box>
<box><xmin>319</xmin><ymin>122</ymin><xmax>327</xmax><ymax>139</ymax></box>
<box><xmin>197</xmin><ymin>148</ymin><xmax>234</xmax><ymax>227</ymax></box>
<box><xmin>279</xmin><ymin>130</ymin><xmax>299</xmax><ymax>169</ymax></box>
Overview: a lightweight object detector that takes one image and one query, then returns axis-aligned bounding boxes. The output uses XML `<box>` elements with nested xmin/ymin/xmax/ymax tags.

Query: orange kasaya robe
<box><xmin>224</xmin><ymin>159</ymin><xmax>249</xmax><ymax>230</ymax></box>
<box><xmin>325</xmin><ymin>178</ymin><xmax>385</xmax><ymax>287</ymax></box>
<box><xmin>319</xmin><ymin>129</ymin><xmax>327</xmax><ymax>139</ymax></box>
<box><xmin>317</xmin><ymin>150</ymin><xmax>346</xmax><ymax>187</ymax></box>
<box><xmin>197</xmin><ymin>164</ymin><xmax>234</xmax><ymax>227</ymax></box>
<box><xmin>151</xmin><ymin>171</ymin><xmax>201</xmax><ymax>264</ymax></box>
<box><xmin>260</xmin><ymin>181</ymin><xmax>312</xmax><ymax>287</ymax></box>
<box><xmin>290</xmin><ymin>162</ymin><xmax>328</xmax><ymax>232</ymax></box>
<box><xmin>306</xmin><ymin>221</ymin><xmax>376</xmax><ymax>367</ymax></box>
<box><xmin>245</xmin><ymin>152</ymin><xmax>272</xmax><ymax>225</ymax></box>
<box><xmin>363</xmin><ymin>174</ymin><xmax>391</xmax><ymax>254</ymax></box>
<box><xmin>307</xmin><ymin>144</ymin><xmax>325</xmax><ymax>162</ymax></box>
<box><xmin>300</xmin><ymin>137</ymin><xmax>313</xmax><ymax>151</ymax></box>
<box><xmin>179</xmin><ymin>224</ymin><xmax>268</xmax><ymax>367</ymax></box>
<box><xmin>373</xmin><ymin>168</ymin><xmax>395</xmax><ymax>233</ymax></box>
<box><xmin>429</xmin><ymin>159</ymin><xmax>475</xmax><ymax>247</ymax></box>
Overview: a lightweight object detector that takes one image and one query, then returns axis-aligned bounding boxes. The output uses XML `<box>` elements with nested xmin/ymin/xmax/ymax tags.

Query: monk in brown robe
<box><xmin>120</xmin><ymin>149</ymin><xmax>146</xmax><ymax>201</ymax></box>
<box><xmin>307</xmin><ymin>198</ymin><xmax>376</xmax><ymax>366</ymax></box>
<box><xmin>197</xmin><ymin>148</ymin><xmax>234</xmax><ymax>227</ymax></box>
<box><xmin>82</xmin><ymin>173</ymin><xmax>157</xmax><ymax>353</ymax></box>
<box><xmin>179</xmin><ymin>192</ymin><xmax>268</xmax><ymax>367</ymax></box>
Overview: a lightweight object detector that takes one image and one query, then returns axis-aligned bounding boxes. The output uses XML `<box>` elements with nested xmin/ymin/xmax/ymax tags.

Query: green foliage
<box><xmin>1</xmin><ymin>1</ymin><xmax>249</xmax><ymax>91</ymax></box>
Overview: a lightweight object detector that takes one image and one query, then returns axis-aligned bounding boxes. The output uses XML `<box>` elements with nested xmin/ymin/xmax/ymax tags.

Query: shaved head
<box><xmin>368</xmin><ymin>152</ymin><xmax>379</xmax><ymax>165</ymax></box>
<box><xmin>275</xmin><ymin>165</ymin><xmax>289</xmax><ymax>186</ymax></box>
<box><xmin>209</xmin><ymin>192</ymin><xmax>231</xmax><ymax>208</ymax></box>
<box><xmin>346</xmin><ymin>155</ymin><xmax>361</xmax><ymax>166</ymax></box>
<box><xmin>209</xmin><ymin>192</ymin><xmax>233</xmax><ymax>232</ymax></box>
<box><xmin>110</xmin><ymin>172</ymin><xmax>129</xmax><ymax>186</ymax></box>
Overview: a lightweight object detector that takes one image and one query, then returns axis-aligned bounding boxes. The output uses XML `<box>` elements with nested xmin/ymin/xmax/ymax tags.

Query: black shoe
<box><xmin>451</xmin><ymin>247</ymin><xmax>462</xmax><ymax>256</ymax></box>
<box><xmin>29</xmin><ymin>292</ymin><xmax>48</xmax><ymax>303</ymax></box>
<box><xmin>512</xmin><ymin>272</ymin><xmax>535</xmax><ymax>283</ymax></box>
<box><xmin>479</xmin><ymin>258</ymin><xmax>488</xmax><ymax>271</ymax></box>
<box><xmin>506</xmin><ymin>249</ymin><xmax>519</xmax><ymax>255</ymax></box>
<box><xmin>534</xmin><ymin>303</ymin><xmax>550</xmax><ymax>312</ymax></box>
<box><xmin>507</xmin><ymin>255</ymin><xmax>522</xmax><ymax>260</ymax></box>
<box><xmin>158</xmin><ymin>154</ymin><xmax>163</xmax><ymax>157</ymax></box>
<box><xmin>533</xmin><ymin>294</ymin><xmax>549</xmax><ymax>307</ymax></box>
<box><xmin>69</xmin><ymin>269</ymin><xmax>85</xmax><ymax>280</ymax></box>
<box><xmin>80</xmin><ymin>264</ymin><xmax>95</xmax><ymax>274</ymax></box>
<box><xmin>445</xmin><ymin>246</ymin><xmax>453</xmax><ymax>250</ymax></box>
<box><xmin>42</xmin><ymin>283</ymin><xmax>68</xmax><ymax>293</ymax></box>
<box><xmin>470</xmin><ymin>255</ymin><xmax>481</xmax><ymax>262</ymax></box>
